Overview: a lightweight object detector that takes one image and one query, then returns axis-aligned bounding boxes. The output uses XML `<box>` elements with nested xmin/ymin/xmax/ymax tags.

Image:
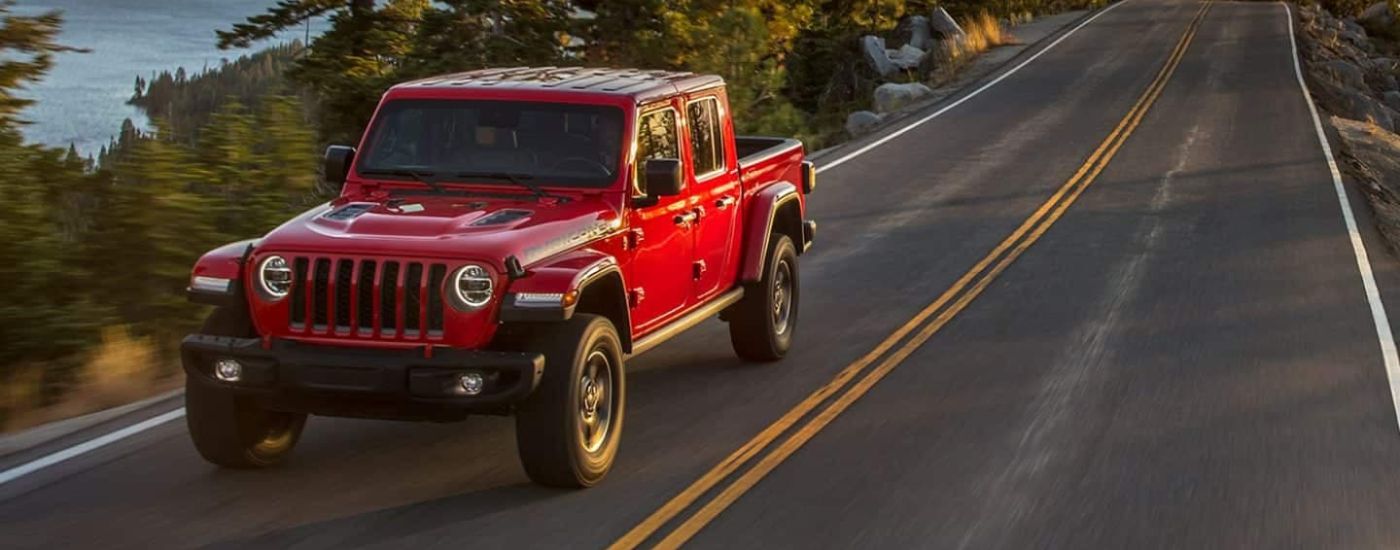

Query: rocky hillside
<box><xmin>1298</xmin><ymin>2</ymin><xmax>1400</xmax><ymax>251</ymax></box>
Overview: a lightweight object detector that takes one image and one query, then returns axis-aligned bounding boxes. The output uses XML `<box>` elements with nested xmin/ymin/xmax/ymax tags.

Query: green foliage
<box><xmin>0</xmin><ymin>5</ymin><xmax>97</xmax><ymax>395</ymax></box>
<box><xmin>130</xmin><ymin>42</ymin><xmax>305</xmax><ymax>143</ymax></box>
<box><xmin>934</xmin><ymin>0</ymin><xmax>1107</xmax><ymax>19</ymax></box>
<box><xmin>0</xmin><ymin>1</ymin><xmax>86</xmax><ymax>128</ymax></box>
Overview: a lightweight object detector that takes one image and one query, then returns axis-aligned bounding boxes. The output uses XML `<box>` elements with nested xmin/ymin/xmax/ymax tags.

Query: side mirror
<box><xmin>323</xmin><ymin>145</ymin><xmax>356</xmax><ymax>189</ymax></box>
<box><xmin>643</xmin><ymin>158</ymin><xmax>684</xmax><ymax>198</ymax></box>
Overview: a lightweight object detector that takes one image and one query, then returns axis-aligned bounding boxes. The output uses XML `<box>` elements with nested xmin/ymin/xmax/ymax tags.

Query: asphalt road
<box><xmin>5</xmin><ymin>1</ymin><xmax>1400</xmax><ymax>548</ymax></box>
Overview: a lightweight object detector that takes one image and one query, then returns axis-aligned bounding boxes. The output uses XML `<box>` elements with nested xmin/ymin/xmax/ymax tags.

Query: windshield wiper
<box><xmin>359</xmin><ymin>168</ymin><xmax>445</xmax><ymax>194</ymax></box>
<box><xmin>453</xmin><ymin>171</ymin><xmax>555</xmax><ymax>201</ymax></box>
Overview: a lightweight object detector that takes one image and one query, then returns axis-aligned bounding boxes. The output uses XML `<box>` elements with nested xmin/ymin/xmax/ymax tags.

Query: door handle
<box><xmin>674</xmin><ymin>211</ymin><xmax>698</xmax><ymax>226</ymax></box>
<box><xmin>714</xmin><ymin>196</ymin><xmax>736</xmax><ymax>210</ymax></box>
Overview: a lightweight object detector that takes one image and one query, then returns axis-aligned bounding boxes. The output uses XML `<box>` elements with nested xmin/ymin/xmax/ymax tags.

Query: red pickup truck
<box><xmin>181</xmin><ymin>67</ymin><xmax>816</xmax><ymax>487</ymax></box>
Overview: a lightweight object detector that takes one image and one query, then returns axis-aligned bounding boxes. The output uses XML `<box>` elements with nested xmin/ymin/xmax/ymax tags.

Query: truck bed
<box><xmin>736</xmin><ymin>136</ymin><xmax>802</xmax><ymax>167</ymax></box>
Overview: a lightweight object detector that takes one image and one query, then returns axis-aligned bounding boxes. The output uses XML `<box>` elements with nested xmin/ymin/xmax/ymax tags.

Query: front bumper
<box><xmin>181</xmin><ymin>334</ymin><xmax>544</xmax><ymax>421</ymax></box>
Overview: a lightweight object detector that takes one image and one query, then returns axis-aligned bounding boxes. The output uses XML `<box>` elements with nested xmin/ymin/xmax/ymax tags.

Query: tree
<box><xmin>217</xmin><ymin>0</ymin><xmax>375</xmax><ymax>49</ymax></box>
<box><xmin>220</xmin><ymin>0</ymin><xmax>425</xmax><ymax>144</ymax></box>
<box><xmin>0</xmin><ymin>2</ymin><xmax>96</xmax><ymax>377</ymax></box>
<box><xmin>91</xmin><ymin>122</ymin><xmax>215</xmax><ymax>343</ymax></box>
<box><xmin>585</xmin><ymin>1</ymin><xmax>818</xmax><ymax>138</ymax></box>
<box><xmin>399</xmin><ymin>0</ymin><xmax>574</xmax><ymax>77</ymax></box>
<box><xmin>250</xmin><ymin>94</ymin><xmax>318</xmax><ymax>230</ymax></box>
<box><xmin>0</xmin><ymin>1</ymin><xmax>86</xmax><ymax>127</ymax></box>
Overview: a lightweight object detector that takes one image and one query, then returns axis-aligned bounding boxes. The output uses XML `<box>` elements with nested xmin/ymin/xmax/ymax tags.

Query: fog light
<box><xmin>214</xmin><ymin>358</ymin><xmax>242</xmax><ymax>382</ymax></box>
<box><xmin>457</xmin><ymin>372</ymin><xmax>484</xmax><ymax>396</ymax></box>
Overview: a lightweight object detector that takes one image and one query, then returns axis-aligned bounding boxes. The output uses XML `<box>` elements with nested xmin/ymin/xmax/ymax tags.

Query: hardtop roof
<box><xmin>393</xmin><ymin>66</ymin><xmax>725</xmax><ymax>102</ymax></box>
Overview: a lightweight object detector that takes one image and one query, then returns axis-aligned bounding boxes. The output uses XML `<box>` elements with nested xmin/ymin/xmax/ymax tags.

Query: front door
<box><xmin>685</xmin><ymin>94</ymin><xmax>741</xmax><ymax>302</ymax></box>
<box><xmin>626</xmin><ymin>104</ymin><xmax>694</xmax><ymax>335</ymax></box>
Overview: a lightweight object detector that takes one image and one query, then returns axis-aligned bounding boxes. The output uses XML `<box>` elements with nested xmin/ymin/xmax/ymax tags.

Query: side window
<box><xmin>687</xmin><ymin>97</ymin><xmax>725</xmax><ymax>177</ymax></box>
<box><xmin>634</xmin><ymin>108</ymin><xmax>679</xmax><ymax>195</ymax></box>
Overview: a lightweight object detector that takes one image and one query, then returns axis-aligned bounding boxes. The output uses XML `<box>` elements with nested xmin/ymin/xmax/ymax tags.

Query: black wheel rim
<box><xmin>772</xmin><ymin>260</ymin><xmax>793</xmax><ymax>335</ymax></box>
<box><xmin>577</xmin><ymin>348</ymin><xmax>614</xmax><ymax>453</ymax></box>
<box><xmin>250</xmin><ymin>413</ymin><xmax>298</xmax><ymax>458</ymax></box>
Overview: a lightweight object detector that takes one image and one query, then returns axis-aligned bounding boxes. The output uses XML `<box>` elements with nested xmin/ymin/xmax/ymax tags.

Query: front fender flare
<box><xmin>500</xmin><ymin>249</ymin><xmax>626</xmax><ymax>326</ymax></box>
<box><xmin>188</xmin><ymin>239</ymin><xmax>257</xmax><ymax>307</ymax></box>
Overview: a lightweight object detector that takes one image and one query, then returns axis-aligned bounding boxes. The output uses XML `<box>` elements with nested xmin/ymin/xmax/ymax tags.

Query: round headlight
<box><xmin>258</xmin><ymin>255</ymin><xmax>292</xmax><ymax>300</ymax></box>
<box><xmin>451</xmin><ymin>264</ymin><xmax>494</xmax><ymax>309</ymax></box>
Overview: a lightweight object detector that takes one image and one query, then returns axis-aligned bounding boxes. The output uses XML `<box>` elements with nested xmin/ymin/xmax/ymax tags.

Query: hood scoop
<box><xmin>324</xmin><ymin>203</ymin><xmax>376</xmax><ymax>220</ymax></box>
<box><xmin>471</xmin><ymin>209</ymin><xmax>533</xmax><ymax>226</ymax></box>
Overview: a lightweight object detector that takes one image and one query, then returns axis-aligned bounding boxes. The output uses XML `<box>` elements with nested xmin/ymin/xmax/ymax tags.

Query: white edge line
<box><xmin>816</xmin><ymin>0</ymin><xmax>1130</xmax><ymax>175</ymax></box>
<box><xmin>0</xmin><ymin>0</ymin><xmax>1133</xmax><ymax>489</ymax></box>
<box><xmin>0</xmin><ymin>408</ymin><xmax>185</xmax><ymax>486</ymax></box>
<box><xmin>1283</xmin><ymin>2</ymin><xmax>1400</xmax><ymax>430</ymax></box>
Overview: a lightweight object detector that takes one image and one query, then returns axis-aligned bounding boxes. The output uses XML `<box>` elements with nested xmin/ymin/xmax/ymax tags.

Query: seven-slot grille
<box><xmin>287</xmin><ymin>256</ymin><xmax>448</xmax><ymax>339</ymax></box>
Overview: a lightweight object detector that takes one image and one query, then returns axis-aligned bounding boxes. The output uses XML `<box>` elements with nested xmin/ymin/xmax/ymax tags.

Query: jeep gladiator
<box><xmin>181</xmin><ymin>67</ymin><xmax>816</xmax><ymax>487</ymax></box>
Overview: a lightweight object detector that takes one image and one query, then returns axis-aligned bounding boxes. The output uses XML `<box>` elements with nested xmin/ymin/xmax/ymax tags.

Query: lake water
<box><xmin>14</xmin><ymin>0</ymin><xmax>325</xmax><ymax>156</ymax></box>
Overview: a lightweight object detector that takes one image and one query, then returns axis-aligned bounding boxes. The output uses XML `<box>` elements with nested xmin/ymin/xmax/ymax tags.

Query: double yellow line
<box><xmin>611</xmin><ymin>3</ymin><xmax>1213</xmax><ymax>547</ymax></box>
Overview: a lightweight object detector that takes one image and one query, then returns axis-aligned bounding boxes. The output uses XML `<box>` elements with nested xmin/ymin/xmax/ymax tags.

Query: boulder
<box><xmin>897</xmin><ymin>15</ymin><xmax>935</xmax><ymax>50</ymax></box>
<box><xmin>861</xmin><ymin>35</ymin><xmax>898</xmax><ymax>78</ymax></box>
<box><xmin>873</xmin><ymin>82</ymin><xmax>933</xmax><ymax>113</ymax></box>
<box><xmin>845</xmin><ymin>110</ymin><xmax>884</xmax><ymax>136</ymax></box>
<box><xmin>1341</xmin><ymin>18</ymin><xmax>1369</xmax><ymax>47</ymax></box>
<box><xmin>910</xmin><ymin>16</ymin><xmax>935</xmax><ymax>50</ymax></box>
<box><xmin>1371</xmin><ymin>71</ymin><xmax>1399</xmax><ymax>93</ymax></box>
<box><xmin>1317</xmin><ymin>59</ymin><xmax>1368</xmax><ymax>89</ymax></box>
<box><xmin>1339</xmin><ymin>87</ymin><xmax>1396</xmax><ymax>131</ymax></box>
<box><xmin>1331</xmin><ymin>116</ymin><xmax>1400</xmax><ymax>250</ymax></box>
<box><xmin>930</xmin><ymin>7</ymin><xmax>966</xmax><ymax>42</ymax></box>
<box><xmin>888</xmin><ymin>44</ymin><xmax>927</xmax><ymax>70</ymax></box>
<box><xmin>1361</xmin><ymin>2</ymin><xmax>1395</xmax><ymax>26</ymax></box>
<box><xmin>1385</xmin><ymin>91</ymin><xmax>1400</xmax><ymax>112</ymax></box>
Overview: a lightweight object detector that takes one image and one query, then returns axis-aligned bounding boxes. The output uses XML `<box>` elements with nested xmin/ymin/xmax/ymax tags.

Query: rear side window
<box><xmin>687</xmin><ymin>97</ymin><xmax>725</xmax><ymax>177</ymax></box>
<box><xmin>635</xmin><ymin>108</ymin><xmax>679</xmax><ymax>194</ymax></box>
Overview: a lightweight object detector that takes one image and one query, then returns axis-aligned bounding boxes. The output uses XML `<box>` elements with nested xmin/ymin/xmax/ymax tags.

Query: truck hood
<box><xmin>257</xmin><ymin>190</ymin><xmax>623</xmax><ymax>267</ymax></box>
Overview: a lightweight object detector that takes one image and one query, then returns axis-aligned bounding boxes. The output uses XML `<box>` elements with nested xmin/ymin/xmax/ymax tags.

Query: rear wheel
<box><xmin>729</xmin><ymin>233</ymin><xmax>799</xmax><ymax>361</ymax></box>
<box><xmin>186</xmin><ymin>307</ymin><xmax>307</xmax><ymax>469</ymax></box>
<box><xmin>515</xmin><ymin>314</ymin><xmax>625</xmax><ymax>488</ymax></box>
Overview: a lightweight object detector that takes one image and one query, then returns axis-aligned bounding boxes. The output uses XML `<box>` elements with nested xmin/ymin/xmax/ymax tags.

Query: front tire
<box><xmin>729</xmin><ymin>233</ymin><xmax>800</xmax><ymax>361</ymax></box>
<box><xmin>186</xmin><ymin>307</ymin><xmax>307</xmax><ymax>469</ymax></box>
<box><xmin>514</xmin><ymin>314</ymin><xmax>625</xmax><ymax>488</ymax></box>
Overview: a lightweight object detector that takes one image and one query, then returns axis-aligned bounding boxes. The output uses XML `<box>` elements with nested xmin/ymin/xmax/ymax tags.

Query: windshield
<box><xmin>357</xmin><ymin>99</ymin><xmax>625</xmax><ymax>188</ymax></box>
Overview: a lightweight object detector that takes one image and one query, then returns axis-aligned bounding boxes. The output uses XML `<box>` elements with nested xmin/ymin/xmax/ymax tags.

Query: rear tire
<box><xmin>514</xmin><ymin>314</ymin><xmax>625</xmax><ymax>488</ymax></box>
<box><xmin>729</xmin><ymin>233</ymin><xmax>799</xmax><ymax>361</ymax></box>
<box><xmin>186</xmin><ymin>307</ymin><xmax>307</xmax><ymax>469</ymax></box>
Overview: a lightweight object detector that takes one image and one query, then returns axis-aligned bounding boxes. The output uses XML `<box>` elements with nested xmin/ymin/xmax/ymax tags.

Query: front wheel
<box><xmin>729</xmin><ymin>233</ymin><xmax>800</xmax><ymax>361</ymax></box>
<box><xmin>514</xmin><ymin>314</ymin><xmax>625</xmax><ymax>488</ymax></box>
<box><xmin>186</xmin><ymin>307</ymin><xmax>307</xmax><ymax>469</ymax></box>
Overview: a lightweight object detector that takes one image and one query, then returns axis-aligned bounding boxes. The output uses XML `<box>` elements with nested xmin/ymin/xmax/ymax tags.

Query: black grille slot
<box><xmin>283</xmin><ymin>255</ymin><xmax>444</xmax><ymax>340</ymax></box>
<box><xmin>335</xmin><ymin>260</ymin><xmax>353</xmax><ymax>329</ymax></box>
<box><xmin>427</xmin><ymin>264</ymin><xmax>446</xmax><ymax>333</ymax></box>
<box><xmin>357</xmin><ymin>260</ymin><xmax>376</xmax><ymax>331</ymax></box>
<box><xmin>404</xmin><ymin>263</ymin><xmax>423</xmax><ymax>335</ymax></box>
<box><xmin>291</xmin><ymin>257</ymin><xmax>308</xmax><ymax>327</ymax></box>
<box><xmin>380</xmin><ymin>261</ymin><xmax>399</xmax><ymax>333</ymax></box>
<box><xmin>312</xmin><ymin>259</ymin><xmax>331</xmax><ymax>327</ymax></box>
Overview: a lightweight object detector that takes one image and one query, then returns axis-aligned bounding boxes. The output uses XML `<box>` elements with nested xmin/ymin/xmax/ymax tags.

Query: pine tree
<box><xmin>251</xmin><ymin>94</ymin><xmax>318</xmax><ymax>231</ymax></box>
<box><xmin>400</xmin><ymin>0</ymin><xmax>573</xmax><ymax>78</ymax></box>
<box><xmin>0</xmin><ymin>2</ymin><xmax>94</xmax><ymax>371</ymax></box>
<box><xmin>96</xmin><ymin>122</ymin><xmax>215</xmax><ymax>343</ymax></box>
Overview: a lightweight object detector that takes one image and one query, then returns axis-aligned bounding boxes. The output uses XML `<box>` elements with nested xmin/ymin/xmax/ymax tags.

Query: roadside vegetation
<box><xmin>2</xmin><ymin>0</ymin><xmax>1112</xmax><ymax>432</ymax></box>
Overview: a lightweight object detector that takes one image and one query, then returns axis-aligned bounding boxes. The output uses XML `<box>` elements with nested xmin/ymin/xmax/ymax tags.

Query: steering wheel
<box><xmin>553</xmin><ymin>157</ymin><xmax>613</xmax><ymax>176</ymax></box>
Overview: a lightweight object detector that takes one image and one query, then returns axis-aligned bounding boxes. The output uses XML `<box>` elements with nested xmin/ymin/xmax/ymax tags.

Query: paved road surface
<box><xmin>6</xmin><ymin>1</ymin><xmax>1400</xmax><ymax>548</ymax></box>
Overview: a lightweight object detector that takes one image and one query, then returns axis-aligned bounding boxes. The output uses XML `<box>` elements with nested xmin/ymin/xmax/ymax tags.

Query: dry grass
<box><xmin>929</xmin><ymin>12</ymin><xmax>1019</xmax><ymax>85</ymax></box>
<box><xmin>2</xmin><ymin>326</ymin><xmax>177</xmax><ymax>433</ymax></box>
<box><xmin>963</xmin><ymin>11</ymin><xmax>1015</xmax><ymax>53</ymax></box>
